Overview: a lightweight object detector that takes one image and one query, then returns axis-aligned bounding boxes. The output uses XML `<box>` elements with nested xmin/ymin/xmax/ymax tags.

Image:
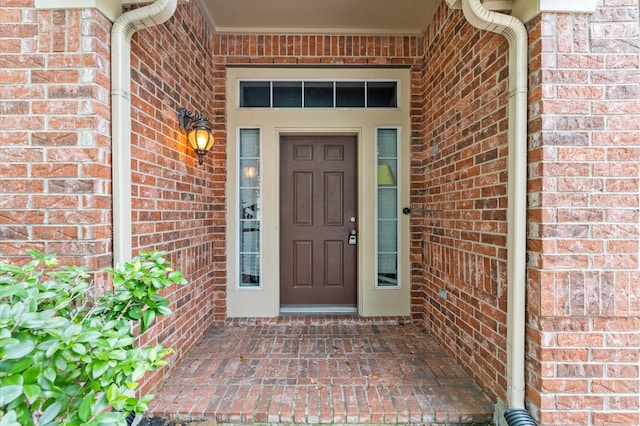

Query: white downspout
<box><xmin>457</xmin><ymin>1</ymin><xmax>532</xmax><ymax>424</ymax></box>
<box><xmin>111</xmin><ymin>0</ymin><xmax>178</xmax><ymax>265</ymax></box>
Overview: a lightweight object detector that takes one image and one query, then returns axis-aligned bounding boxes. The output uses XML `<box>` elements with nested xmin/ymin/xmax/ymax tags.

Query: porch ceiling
<box><xmin>194</xmin><ymin>0</ymin><xmax>442</xmax><ymax>35</ymax></box>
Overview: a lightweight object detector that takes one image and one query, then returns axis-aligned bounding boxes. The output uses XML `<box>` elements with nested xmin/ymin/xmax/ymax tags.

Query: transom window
<box><xmin>239</xmin><ymin>80</ymin><xmax>398</xmax><ymax>108</ymax></box>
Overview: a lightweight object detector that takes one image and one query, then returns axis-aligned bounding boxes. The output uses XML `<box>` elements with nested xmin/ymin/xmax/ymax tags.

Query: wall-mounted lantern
<box><xmin>178</xmin><ymin>107</ymin><xmax>214</xmax><ymax>165</ymax></box>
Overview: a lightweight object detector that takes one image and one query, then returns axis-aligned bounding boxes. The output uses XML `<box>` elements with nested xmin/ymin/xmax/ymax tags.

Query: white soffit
<box><xmin>34</xmin><ymin>0</ymin><xmax>600</xmax><ymax>29</ymax></box>
<box><xmin>196</xmin><ymin>0</ymin><xmax>441</xmax><ymax>35</ymax></box>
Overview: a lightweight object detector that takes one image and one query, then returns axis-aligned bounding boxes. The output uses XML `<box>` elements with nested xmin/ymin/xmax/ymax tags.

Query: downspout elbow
<box><xmin>111</xmin><ymin>0</ymin><xmax>178</xmax><ymax>266</ymax></box>
<box><xmin>113</xmin><ymin>0</ymin><xmax>179</xmax><ymax>40</ymax></box>
<box><xmin>112</xmin><ymin>0</ymin><xmax>179</xmax><ymax>95</ymax></box>
<box><xmin>462</xmin><ymin>0</ymin><xmax>528</xmax><ymax>92</ymax></box>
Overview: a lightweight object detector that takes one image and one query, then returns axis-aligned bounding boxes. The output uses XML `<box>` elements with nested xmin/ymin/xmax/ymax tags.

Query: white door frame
<box><xmin>226</xmin><ymin>67</ymin><xmax>411</xmax><ymax>318</ymax></box>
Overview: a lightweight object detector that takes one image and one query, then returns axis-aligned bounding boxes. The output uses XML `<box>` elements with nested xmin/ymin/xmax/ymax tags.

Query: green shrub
<box><xmin>0</xmin><ymin>250</ymin><xmax>187</xmax><ymax>426</ymax></box>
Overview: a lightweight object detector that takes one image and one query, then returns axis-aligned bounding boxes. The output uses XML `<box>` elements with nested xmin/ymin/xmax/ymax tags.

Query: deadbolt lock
<box><xmin>348</xmin><ymin>229</ymin><xmax>357</xmax><ymax>245</ymax></box>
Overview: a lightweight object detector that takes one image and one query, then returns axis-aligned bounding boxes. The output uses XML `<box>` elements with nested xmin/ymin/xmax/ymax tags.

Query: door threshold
<box><xmin>280</xmin><ymin>304</ymin><xmax>357</xmax><ymax>315</ymax></box>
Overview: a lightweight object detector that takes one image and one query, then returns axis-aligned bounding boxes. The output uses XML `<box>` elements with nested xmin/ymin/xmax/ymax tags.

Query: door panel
<box><xmin>294</xmin><ymin>172</ymin><xmax>313</xmax><ymax>225</ymax></box>
<box><xmin>324</xmin><ymin>241</ymin><xmax>344</xmax><ymax>286</ymax></box>
<box><xmin>293</xmin><ymin>241</ymin><xmax>313</xmax><ymax>287</ymax></box>
<box><xmin>280</xmin><ymin>135</ymin><xmax>357</xmax><ymax>305</ymax></box>
<box><xmin>325</xmin><ymin>173</ymin><xmax>343</xmax><ymax>225</ymax></box>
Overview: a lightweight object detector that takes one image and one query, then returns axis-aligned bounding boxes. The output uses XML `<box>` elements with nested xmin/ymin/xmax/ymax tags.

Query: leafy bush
<box><xmin>0</xmin><ymin>250</ymin><xmax>187</xmax><ymax>426</ymax></box>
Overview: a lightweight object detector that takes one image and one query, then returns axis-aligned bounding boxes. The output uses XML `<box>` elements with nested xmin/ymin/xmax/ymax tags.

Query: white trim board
<box><xmin>34</xmin><ymin>0</ymin><xmax>122</xmax><ymax>21</ymax></box>
<box><xmin>446</xmin><ymin>0</ymin><xmax>598</xmax><ymax>23</ymax></box>
<box><xmin>512</xmin><ymin>0</ymin><xmax>598</xmax><ymax>23</ymax></box>
<box><xmin>540</xmin><ymin>0</ymin><xmax>598</xmax><ymax>13</ymax></box>
<box><xmin>33</xmin><ymin>0</ymin><xmax>189</xmax><ymax>22</ymax></box>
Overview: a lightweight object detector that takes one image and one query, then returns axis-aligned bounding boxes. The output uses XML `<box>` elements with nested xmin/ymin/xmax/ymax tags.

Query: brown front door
<box><xmin>280</xmin><ymin>135</ymin><xmax>357</xmax><ymax>306</ymax></box>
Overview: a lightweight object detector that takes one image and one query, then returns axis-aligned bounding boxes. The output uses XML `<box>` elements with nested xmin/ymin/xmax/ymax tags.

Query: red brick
<box><xmin>32</xmin><ymin>226</ymin><xmax>78</xmax><ymax>239</ymax></box>
<box><xmin>607</xmin><ymin>395</ymin><xmax>640</xmax><ymax>411</ymax></box>
<box><xmin>31</xmin><ymin>100</ymin><xmax>79</xmax><ymax>115</ymax></box>
<box><xmin>594</xmin><ymin>317</ymin><xmax>640</xmax><ymax>331</ymax></box>
<box><xmin>539</xmin><ymin>348</ymin><xmax>589</xmax><ymax>362</ymax></box>
<box><xmin>592</xmin><ymin>379</ymin><xmax>639</xmax><ymax>394</ymax></box>
<box><xmin>538</xmin><ymin>410</ymin><xmax>590</xmax><ymax>425</ymax></box>
<box><xmin>0</xmin><ymin>69</ymin><xmax>28</xmax><ymax>84</ymax></box>
<box><xmin>31</xmin><ymin>132</ymin><xmax>78</xmax><ymax>146</ymax></box>
<box><xmin>30</xmin><ymin>69</ymin><xmax>79</xmax><ymax>84</ymax></box>
<box><xmin>31</xmin><ymin>194</ymin><xmax>79</xmax><ymax>209</ymax></box>
<box><xmin>592</xmin><ymin>412</ymin><xmax>640</xmax><ymax>426</ymax></box>
<box><xmin>31</xmin><ymin>163</ymin><xmax>78</xmax><ymax>177</ymax></box>
<box><xmin>557</xmin><ymin>395</ymin><xmax>604</xmax><ymax>410</ymax></box>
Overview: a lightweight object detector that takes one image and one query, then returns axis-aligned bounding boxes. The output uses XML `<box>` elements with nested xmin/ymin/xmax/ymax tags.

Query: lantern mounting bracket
<box><xmin>178</xmin><ymin>107</ymin><xmax>208</xmax><ymax>134</ymax></box>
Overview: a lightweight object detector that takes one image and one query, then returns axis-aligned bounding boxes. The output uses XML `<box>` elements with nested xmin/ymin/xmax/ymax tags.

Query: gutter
<box><xmin>447</xmin><ymin>0</ymin><xmax>534</xmax><ymax>424</ymax></box>
<box><xmin>111</xmin><ymin>0</ymin><xmax>178</xmax><ymax>265</ymax></box>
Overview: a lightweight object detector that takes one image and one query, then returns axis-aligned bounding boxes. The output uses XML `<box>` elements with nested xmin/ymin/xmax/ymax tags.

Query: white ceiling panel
<box><xmin>195</xmin><ymin>0</ymin><xmax>442</xmax><ymax>35</ymax></box>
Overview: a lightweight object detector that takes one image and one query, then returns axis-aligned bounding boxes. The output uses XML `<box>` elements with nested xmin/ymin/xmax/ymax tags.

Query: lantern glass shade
<box><xmin>188</xmin><ymin>128</ymin><xmax>214</xmax><ymax>152</ymax></box>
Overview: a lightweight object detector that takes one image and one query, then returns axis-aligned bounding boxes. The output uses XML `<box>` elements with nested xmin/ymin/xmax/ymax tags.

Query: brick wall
<box><xmin>127</xmin><ymin>14</ymin><xmax>427</xmax><ymax>392</ymax></box>
<box><xmin>127</xmin><ymin>19</ymin><xmax>425</xmax><ymax>390</ymax></box>
<box><xmin>0</xmin><ymin>0</ymin><xmax>224</xmax><ymax>394</ymax></box>
<box><xmin>415</xmin><ymin>3</ymin><xmax>510</xmax><ymax>404</ymax></box>
<box><xmin>212</xmin><ymin>33</ymin><xmax>422</xmax><ymax>64</ymax></box>
<box><xmin>210</xmin><ymin>29</ymin><xmax>426</xmax><ymax>307</ymax></box>
<box><xmin>527</xmin><ymin>3</ymin><xmax>640</xmax><ymax>425</ymax></box>
<box><xmin>5</xmin><ymin>0</ymin><xmax>639</xmax><ymax>420</ymax></box>
<box><xmin>0</xmin><ymin>1</ymin><xmax>112</xmax><ymax>287</ymax></box>
<box><xmin>126</xmin><ymin>1</ymin><xmax>225</xmax><ymax>393</ymax></box>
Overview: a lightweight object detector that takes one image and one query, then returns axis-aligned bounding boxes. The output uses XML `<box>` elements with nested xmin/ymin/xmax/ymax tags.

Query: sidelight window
<box><xmin>238</xmin><ymin>128</ymin><xmax>261</xmax><ymax>288</ymax></box>
<box><xmin>376</xmin><ymin>128</ymin><xmax>399</xmax><ymax>288</ymax></box>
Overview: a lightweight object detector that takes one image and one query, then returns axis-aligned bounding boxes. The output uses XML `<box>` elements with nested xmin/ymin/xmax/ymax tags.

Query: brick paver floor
<box><xmin>147</xmin><ymin>316</ymin><xmax>493</xmax><ymax>425</ymax></box>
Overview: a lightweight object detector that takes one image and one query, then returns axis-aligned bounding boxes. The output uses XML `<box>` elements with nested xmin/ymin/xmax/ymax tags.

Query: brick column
<box><xmin>0</xmin><ymin>3</ymin><xmax>112</xmax><ymax>278</ymax></box>
<box><xmin>527</xmin><ymin>3</ymin><xmax>640</xmax><ymax>425</ymax></box>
